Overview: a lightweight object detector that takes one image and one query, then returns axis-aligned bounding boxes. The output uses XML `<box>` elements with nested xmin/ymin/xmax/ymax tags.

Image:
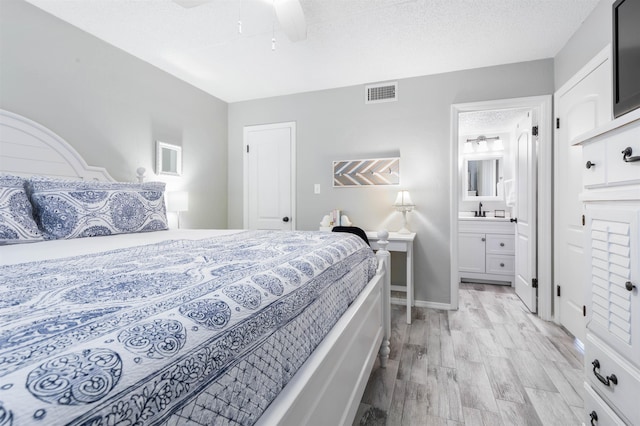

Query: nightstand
<box><xmin>366</xmin><ymin>231</ymin><xmax>416</xmax><ymax>324</ymax></box>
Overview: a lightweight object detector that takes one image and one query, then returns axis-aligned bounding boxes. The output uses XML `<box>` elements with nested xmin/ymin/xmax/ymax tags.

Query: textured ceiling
<box><xmin>459</xmin><ymin>108</ymin><xmax>531</xmax><ymax>136</ymax></box>
<box><xmin>25</xmin><ymin>0</ymin><xmax>600</xmax><ymax>102</ymax></box>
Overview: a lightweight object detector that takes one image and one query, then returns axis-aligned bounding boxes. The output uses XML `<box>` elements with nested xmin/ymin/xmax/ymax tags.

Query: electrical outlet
<box><xmin>314</xmin><ymin>184</ymin><xmax>320</xmax><ymax>194</ymax></box>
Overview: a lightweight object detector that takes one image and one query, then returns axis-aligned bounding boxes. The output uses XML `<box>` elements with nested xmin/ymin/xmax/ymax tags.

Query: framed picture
<box><xmin>156</xmin><ymin>141</ymin><xmax>182</xmax><ymax>176</ymax></box>
<box><xmin>494</xmin><ymin>209</ymin><xmax>505</xmax><ymax>218</ymax></box>
<box><xmin>333</xmin><ymin>157</ymin><xmax>399</xmax><ymax>187</ymax></box>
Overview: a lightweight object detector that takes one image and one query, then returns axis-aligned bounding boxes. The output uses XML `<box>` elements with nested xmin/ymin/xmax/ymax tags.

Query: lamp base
<box><xmin>397</xmin><ymin>210</ymin><xmax>411</xmax><ymax>234</ymax></box>
<box><xmin>397</xmin><ymin>226</ymin><xmax>411</xmax><ymax>234</ymax></box>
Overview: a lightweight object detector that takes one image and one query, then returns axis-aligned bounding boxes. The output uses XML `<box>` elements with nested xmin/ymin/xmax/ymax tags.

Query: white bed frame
<box><xmin>0</xmin><ymin>109</ymin><xmax>392</xmax><ymax>426</ymax></box>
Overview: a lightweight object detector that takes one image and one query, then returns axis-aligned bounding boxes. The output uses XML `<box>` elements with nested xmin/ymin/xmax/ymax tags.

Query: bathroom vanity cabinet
<box><xmin>458</xmin><ymin>218</ymin><xmax>515</xmax><ymax>285</ymax></box>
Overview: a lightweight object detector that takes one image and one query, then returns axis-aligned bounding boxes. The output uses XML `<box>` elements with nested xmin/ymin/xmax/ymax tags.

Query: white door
<box><xmin>514</xmin><ymin>112</ymin><xmax>537</xmax><ymax>312</ymax></box>
<box><xmin>244</xmin><ymin>122</ymin><xmax>296</xmax><ymax>230</ymax></box>
<box><xmin>554</xmin><ymin>50</ymin><xmax>611</xmax><ymax>342</ymax></box>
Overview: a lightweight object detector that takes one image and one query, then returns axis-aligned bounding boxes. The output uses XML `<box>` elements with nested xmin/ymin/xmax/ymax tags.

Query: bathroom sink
<box><xmin>458</xmin><ymin>214</ymin><xmax>511</xmax><ymax>222</ymax></box>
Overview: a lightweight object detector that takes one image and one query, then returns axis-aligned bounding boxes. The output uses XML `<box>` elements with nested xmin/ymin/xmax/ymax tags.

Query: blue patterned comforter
<box><xmin>0</xmin><ymin>230</ymin><xmax>377</xmax><ymax>426</ymax></box>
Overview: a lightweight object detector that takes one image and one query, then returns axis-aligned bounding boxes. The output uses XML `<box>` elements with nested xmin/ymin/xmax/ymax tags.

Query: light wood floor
<box><xmin>354</xmin><ymin>283</ymin><xmax>585</xmax><ymax>426</ymax></box>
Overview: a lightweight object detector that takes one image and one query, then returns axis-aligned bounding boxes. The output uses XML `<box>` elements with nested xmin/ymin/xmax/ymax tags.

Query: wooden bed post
<box><xmin>375</xmin><ymin>230</ymin><xmax>391</xmax><ymax>368</ymax></box>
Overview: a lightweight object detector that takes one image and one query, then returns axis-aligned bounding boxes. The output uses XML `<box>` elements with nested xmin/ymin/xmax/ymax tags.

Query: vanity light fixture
<box><xmin>466</xmin><ymin>135</ymin><xmax>502</xmax><ymax>153</ymax></box>
<box><xmin>463</xmin><ymin>141</ymin><xmax>474</xmax><ymax>154</ymax></box>
<box><xmin>393</xmin><ymin>190</ymin><xmax>415</xmax><ymax>234</ymax></box>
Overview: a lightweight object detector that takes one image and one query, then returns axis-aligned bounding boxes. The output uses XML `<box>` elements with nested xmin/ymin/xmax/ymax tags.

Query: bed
<box><xmin>0</xmin><ymin>109</ymin><xmax>391</xmax><ymax>426</ymax></box>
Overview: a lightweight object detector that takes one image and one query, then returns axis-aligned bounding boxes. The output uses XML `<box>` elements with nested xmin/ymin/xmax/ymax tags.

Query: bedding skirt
<box><xmin>0</xmin><ymin>230</ymin><xmax>377</xmax><ymax>426</ymax></box>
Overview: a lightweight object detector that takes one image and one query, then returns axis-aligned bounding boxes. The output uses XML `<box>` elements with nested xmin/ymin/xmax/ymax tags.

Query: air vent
<box><xmin>365</xmin><ymin>82</ymin><xmax>397</xmax><ymax>104</ymax></box>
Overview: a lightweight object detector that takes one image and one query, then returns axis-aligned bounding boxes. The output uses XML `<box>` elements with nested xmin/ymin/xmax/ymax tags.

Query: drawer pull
<box><xmin>500</xmin><ymin>242</ymin><xmax>505</xmax><ymax>247</ymax></box>
<box><xmin>481</xmin><ymin>237</ymin><xmax>486</xmax><ymax>242</ymax></box>
<box><xmin>622</xmin><ymin>146</ymin><xmax>640</xmax><ymax>162</ymax></box>
<box><xmin>590</xmin><ymin>411</ymin><xmax>598</xmax><ymax>426</ymax></box>
<box><xmin>500</xmin><ymin>263</ymin><xmax>505</xmax><ymax>267</ymax></box>
<box><xmin>585</xmin><ymin>160</ymin><xmax>596</xmax><ymax>169</ymax></box>
<box><xmin>626</xmin><ymin>281</ymin><xmax>636</xmax><ymax>291</ymax></box>
<box><xmin>591</xmin><ymin>359</ymin><xmax>618</xmax><ymax>387</ymax></box>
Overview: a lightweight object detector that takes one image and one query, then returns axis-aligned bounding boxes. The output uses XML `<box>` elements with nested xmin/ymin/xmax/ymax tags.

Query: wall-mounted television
<box><xmin>612</xmin><ymin>0</ymin><xmax>640</xmax><ymax>118</ymax></box>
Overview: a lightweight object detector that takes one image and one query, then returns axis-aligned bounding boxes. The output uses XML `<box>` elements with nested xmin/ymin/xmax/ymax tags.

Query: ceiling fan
<box><xmin>173</xmin><ymin>0</ymin><xmax>307</xmax><ymax>42</ymax></box>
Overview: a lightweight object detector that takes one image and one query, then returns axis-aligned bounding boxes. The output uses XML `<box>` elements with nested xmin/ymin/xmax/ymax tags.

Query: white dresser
<box><xmin>574</xmin><ymin>108</ymin><xmax>640</xmax><ymax>425</ymax></box>
<box><xmin>458</xmin><ymin>218</ymin><xmax>515</xmax><ymax>285</ymax></box>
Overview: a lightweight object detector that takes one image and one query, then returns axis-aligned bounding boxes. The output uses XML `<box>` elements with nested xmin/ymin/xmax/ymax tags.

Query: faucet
<box><xmin>475</xmin><ymin>202</ymin><xmax>484</xmax><ymax>217</ymax></box>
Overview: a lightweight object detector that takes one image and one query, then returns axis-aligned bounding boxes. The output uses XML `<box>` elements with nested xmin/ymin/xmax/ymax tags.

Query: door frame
<box><xmin>450</xmin><ymin>96</ymin><xmax>553</xmax><ymax>320</ymax></box>
<box><xmin>243</xmin><ymin>121</ymin><xmax>297</xmax><ymax>230</ymax></box>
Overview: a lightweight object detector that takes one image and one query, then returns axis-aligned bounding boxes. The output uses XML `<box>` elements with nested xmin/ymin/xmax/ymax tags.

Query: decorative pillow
<box><xmin>26</xmin><ymin>177</ymin><xmax>169</xmax><ymax>239</ymax></box>
<box><xmin>0</xmin><ymin>175</ymin><xmax>45</xmax><ymax>244</ymax></box>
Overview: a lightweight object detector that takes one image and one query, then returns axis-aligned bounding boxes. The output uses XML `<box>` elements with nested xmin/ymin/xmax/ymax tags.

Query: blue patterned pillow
<box><xmin>27</xmin><ymin>177</ymin><xmax>169</xmax><ymax>239</ymax></box>
<box><xmin>0</xmin><ymin>175</ymin><xmax>45</xmax><ymax>244</ymax></box>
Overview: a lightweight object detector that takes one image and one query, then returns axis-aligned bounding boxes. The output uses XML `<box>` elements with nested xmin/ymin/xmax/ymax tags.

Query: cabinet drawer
<box><xmin>583</xmin><ymin>382</ymin><xmax>626</xmax><ymax>426</ymax></box>
<box><xmin>486</xmin><ymin>255</ymin><xmax>514</xmax><ymax>275</ymax></box>
<box><xmin>486</xmin><ymin>234</ymin><xmax>514</xmax><ymax>254</ymax></box>
<box><xmin>605</xmin><ymin>123</ymin><xmax>640</xmax><ymax>186</ymax></box>
<box><xmin>585</xmin><ymin>333</ymin><xmax>640</xmax><ymax>425</ymax></box>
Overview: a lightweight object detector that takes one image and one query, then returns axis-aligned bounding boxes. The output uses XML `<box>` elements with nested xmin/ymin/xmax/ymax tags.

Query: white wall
<box><xmin>228</xmin><ymin>60</ymin><xmax>554</xmax><ymax>304</ymax></box>
<box><xmin>0</xmin><ymin>0</ymin><xmax>229</xmax><ymax>229</ymax></box>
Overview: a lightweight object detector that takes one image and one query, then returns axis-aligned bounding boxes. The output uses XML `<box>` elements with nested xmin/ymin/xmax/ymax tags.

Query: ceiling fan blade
<box><xmin>274</xmin><ymin>0</ymin><xmax>307</xmax><ymax>42</ymax></box>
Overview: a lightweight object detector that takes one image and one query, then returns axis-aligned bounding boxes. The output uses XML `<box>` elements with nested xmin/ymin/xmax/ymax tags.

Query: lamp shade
<box><xmin>394</xmin><ymin>190</ymin><xmax>414</xmax><ymax>207</ymax></box>
<box><xmin>167</xmin><ymin>191</ymin><xmax>189</xmax><ymax>212</ymax></box>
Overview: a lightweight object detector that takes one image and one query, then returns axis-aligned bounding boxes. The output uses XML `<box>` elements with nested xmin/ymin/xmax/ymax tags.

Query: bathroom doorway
<box><xmin>450</xmin><ymin>96</ymin><xmax>553</xmax><ymax>320</ymax></box>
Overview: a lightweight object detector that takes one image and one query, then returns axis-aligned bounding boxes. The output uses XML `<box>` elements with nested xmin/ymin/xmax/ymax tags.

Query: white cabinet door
<box><xmin>585</xmin><ymin>207</ymin><xmax>640</xmax><ymax>367</ymax></box>
<box><xmin>459</xmin><ymin>233</ymin><xmax>485</xmax><ymax>273</ymax></box>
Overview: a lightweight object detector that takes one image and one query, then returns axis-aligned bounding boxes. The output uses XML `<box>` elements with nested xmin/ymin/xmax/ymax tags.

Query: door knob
<box><xmin>282</xmin><ymin>217</ymin><xmax>290</xmax><ymax>222</ymax></box>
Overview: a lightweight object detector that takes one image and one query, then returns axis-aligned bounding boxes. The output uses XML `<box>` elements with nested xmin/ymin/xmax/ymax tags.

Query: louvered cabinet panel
<box><xmin>585</xmin><ymin>207</ymin><xmax>640</xmax><ymax>369</ymax></box>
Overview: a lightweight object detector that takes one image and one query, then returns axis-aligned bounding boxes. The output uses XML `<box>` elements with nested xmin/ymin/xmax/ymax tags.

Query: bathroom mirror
<box><xmin>156</xmin><ymin>141</ymin><xmax>182</xmax><ymax>176</ymax></box>
<box><xmin>463</xmin><ymin>156</ymin><xmax>503</xmax><ymax>200</ymax></box>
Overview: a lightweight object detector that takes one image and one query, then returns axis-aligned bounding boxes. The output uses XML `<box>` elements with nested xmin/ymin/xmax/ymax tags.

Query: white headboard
<box><xmin>0</xmin><ymin>109</ymin><xmax>115</xmax><ymax>181</ymax></box>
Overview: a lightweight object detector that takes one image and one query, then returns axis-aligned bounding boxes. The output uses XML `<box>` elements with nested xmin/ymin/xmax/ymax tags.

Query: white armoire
<box><xmin>574</xmin><ymin>108</ymin><xmax>640</xmax><ymax>425</ymax></box>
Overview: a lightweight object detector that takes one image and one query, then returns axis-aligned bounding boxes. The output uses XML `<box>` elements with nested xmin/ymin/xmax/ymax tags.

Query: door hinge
<box><xmin>532</xmin><ymin>278</ymin><xmax>538</xmax><ymax>288</ymax></box>
<box><xmin>556</xmin><ymin>118</ymin><xmax>560</xmax><ymax>129</ymax></box>
<box><xmin>246</xmin><ymin>145</ymin><xmax>250</xmax><ymax>153</ymax></box>
<box><xmin>583</xmin><ymin>305</ymin><xmax>587</xmax><ymax>317</ymax></box>
<box><xmin>532</xmin><ymin>126</ymin><xmax>538</xmax><ymax>136</ymax></box>
<box><xmin>582</xmin><ymin>214</ymin><xmax>585</xmax><ymax>226</ymax></box>
<box><xmin>557</xmin><ymin>285</ymin><xmax>561</xmax><ymax>297</ymax></box>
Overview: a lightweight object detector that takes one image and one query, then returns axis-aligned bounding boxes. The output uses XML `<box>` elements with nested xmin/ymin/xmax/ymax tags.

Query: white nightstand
<box><xmin>367</xmin><ymin>231</ymin><xmax>416</xmax><ymax>324</ymax></box>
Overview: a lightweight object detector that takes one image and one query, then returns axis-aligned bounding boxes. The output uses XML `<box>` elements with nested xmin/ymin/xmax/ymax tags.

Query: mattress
<box><xmin>0</xmin><ymin>230</ymin><xmax>377</xmax><ymax>425</ymax></box>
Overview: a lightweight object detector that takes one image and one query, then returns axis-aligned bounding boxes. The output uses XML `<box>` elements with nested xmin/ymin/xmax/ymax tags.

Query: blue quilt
<box><xmin>0</xmin><ymin>231</ymin><xmax>376</xmax><ymax>426</ymax></box>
